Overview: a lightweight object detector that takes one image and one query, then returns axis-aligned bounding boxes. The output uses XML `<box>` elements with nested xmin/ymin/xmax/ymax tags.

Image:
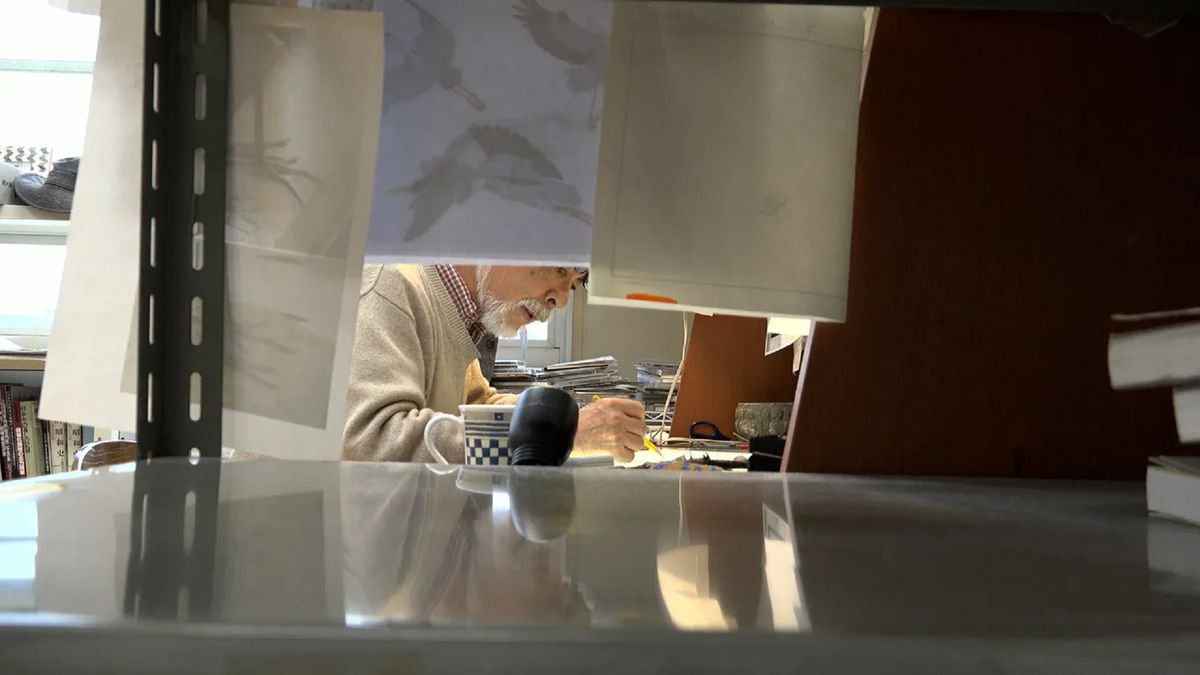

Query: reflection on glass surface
<box><xmin>761</xmin><ymin>503</ymin><xmax>809</xmax><ymax>632</ymax></box>
<box><xmin>0</xmin><ymin>497</ymin><xmax>38</xmax><ymax>613</ymax></box>
<box><xmin>342</xmin><ymin>465</ymin><xmax>590</xmax><ymax>628</ymax></box>
<box><xmin>653</xmin><ymin>475</ymin><xmax>810</xmax><ymax>633</ymax></box>
<box><xmin>3</xmin><ymin>459</ymin><xmax>1200</xmax><ymax>657</ymax></box>
<box><xmin>657</xmin><ymin>545</ymin><xmax>733</xmax><ymax>631</ymax></box>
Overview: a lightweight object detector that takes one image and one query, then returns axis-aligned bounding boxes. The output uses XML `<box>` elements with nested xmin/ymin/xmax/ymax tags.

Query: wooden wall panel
<box><xmin>671</xmin><ymin>315</ymin><xmax>797</xmax><ymax>440</ymax></box>
<box><xmin>784</xmin><ymin>10</ymin><xmax>1200</xmax><ymax>479</ymax></box>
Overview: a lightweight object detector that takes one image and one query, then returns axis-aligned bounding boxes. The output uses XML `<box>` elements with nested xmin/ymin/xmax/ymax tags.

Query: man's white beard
<box><xmin>476</xmin><ymin>266</ymin><xmax>553</xmax><ymax>339</ymax></box>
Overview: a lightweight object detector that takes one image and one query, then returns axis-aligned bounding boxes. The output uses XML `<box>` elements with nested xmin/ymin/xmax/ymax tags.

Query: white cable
<box><xmin>656</xmin><ymin>312</ymin><xmax>692</xmax><ymax>444</ymax></box>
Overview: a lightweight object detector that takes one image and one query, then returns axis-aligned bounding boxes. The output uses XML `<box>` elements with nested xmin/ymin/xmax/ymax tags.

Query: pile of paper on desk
<box><xmin>539</xmin><ymin>357</ymin><xmax>623</xmax><ymax>393</ymax></box>
<box><xmin>490</xmin><ymin>361</ymin><xmax>539</xmax><ymax>395</ymax></box>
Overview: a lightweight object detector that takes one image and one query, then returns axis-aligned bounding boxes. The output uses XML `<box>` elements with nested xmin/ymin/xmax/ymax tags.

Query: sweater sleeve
<box><xmin>342</xmin><ymin>289</ymin><xmax>464</xmax><ymax>464</ymax></box>
<box><xmin>463</xmin><ymin>360</ymin><xmax>519</xmax><ymax>406</ymax></box>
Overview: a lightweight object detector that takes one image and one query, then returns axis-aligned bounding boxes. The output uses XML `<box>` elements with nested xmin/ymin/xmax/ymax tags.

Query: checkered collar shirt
<box><xmin>434</xmin><ymin>264</ymin><xmax>486</xmax><ymax>344</ymax></box>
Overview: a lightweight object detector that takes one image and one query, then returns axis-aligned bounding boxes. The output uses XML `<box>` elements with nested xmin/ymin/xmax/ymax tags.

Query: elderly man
<box><xmin>343</xmin><ymin>264</ymin><xmax>646</xmax><ymax>463</ymax></box>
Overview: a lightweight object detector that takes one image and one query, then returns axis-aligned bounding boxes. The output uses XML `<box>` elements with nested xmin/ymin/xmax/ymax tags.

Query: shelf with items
<box><xmin>0</xmin><ymin>381</ymin><xmax>87</xmax><ymax>483</ymax></box>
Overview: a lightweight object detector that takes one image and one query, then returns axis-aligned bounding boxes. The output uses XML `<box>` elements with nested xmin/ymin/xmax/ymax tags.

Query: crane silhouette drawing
<box><xmin>385</xmin><ymin>0</ymin><xmax>486</xmax><ymax>113</ymax></box>
<box><xmin>513</xmin><ymin>0</ymin><xmax>608</xmax><ymax>131</ymax></box>
<box><xmin>388</xmin><ymin>125</ymin><xmax>592</xmax><ymax>242</ymax></box>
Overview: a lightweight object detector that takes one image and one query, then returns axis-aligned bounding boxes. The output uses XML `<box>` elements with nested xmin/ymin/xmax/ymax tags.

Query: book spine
<box><xmin>50</xmin><ymin>421</ymin><xmax>68</xmax><ymax>474</ymax></box>
<box><xmin>12</xmin><ymin>397</ymin><xmax>25</xmax><ymax>478</ymax></box>
<box><xmin>67</xmin><ymin>424</ymin><xmax>84</xmax><ymax>472</ymax></box>
<box><xmin>39</xmin><ymin>415</ymin><xmax>51</xmax><ymax>477</ymax></box>
<box><xmin>0</xmin><ymin>385</ymin><xmax>10</xmax><ymax>481</ymax></box>
<box><xmin>19</xmin><ymin>401</ymin><xmax>37</xmax><ymax>478</ymax></box>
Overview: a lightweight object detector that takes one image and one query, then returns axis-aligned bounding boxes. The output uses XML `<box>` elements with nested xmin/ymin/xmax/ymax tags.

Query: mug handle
<box><xmin>423</xmin><ymin>413</ymin><xmax>464</xmax><ymax>465</ymax></box>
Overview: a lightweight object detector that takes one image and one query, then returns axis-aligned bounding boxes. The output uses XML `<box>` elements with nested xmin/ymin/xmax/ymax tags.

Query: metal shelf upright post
<box><xmin>137</xmin><ymin>0</ymin><xmax>230</xmax><ymax>460</ymax></box>
<box><xmin>125</xmin><ymin>0</ymin><xmax>229</xmax><ymax>622</ymax></box>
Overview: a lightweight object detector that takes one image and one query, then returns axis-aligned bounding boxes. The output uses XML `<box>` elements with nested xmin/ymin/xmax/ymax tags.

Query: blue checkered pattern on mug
<box><xmin>466</xmin><ymin>435</ymin><xmax>510</xmax><ymax>466</ymax></box>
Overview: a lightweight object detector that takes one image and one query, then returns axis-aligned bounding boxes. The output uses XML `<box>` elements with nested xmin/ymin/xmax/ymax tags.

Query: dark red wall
<box><xmin>784</xmin><ymin>10</ymin><xmax>1200</xmax><ymax>479</ymax></box>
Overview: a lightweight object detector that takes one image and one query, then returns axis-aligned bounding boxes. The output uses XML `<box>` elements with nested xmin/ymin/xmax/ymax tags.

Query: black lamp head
<box><xmin>508</xmin><ymin>387</ymin><xmax>579</xmax><ymax>467</ymax></box>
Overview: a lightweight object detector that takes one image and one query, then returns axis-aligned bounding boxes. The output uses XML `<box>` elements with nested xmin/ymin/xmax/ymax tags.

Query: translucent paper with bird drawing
<box><xmin>42</xmin><ymin>1</ymin><xmax>384</xmax><ymax>460</ymax></box>
<box><xmin>368</xmin><ymin>0</ymin><xmax>610</xmax><ymax>265</ymax></box>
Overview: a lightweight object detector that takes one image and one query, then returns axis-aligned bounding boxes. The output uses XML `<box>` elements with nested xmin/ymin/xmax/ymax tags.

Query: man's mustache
<box><xmin>518</xmin><ymin>299</ymin><xmax>553</xmax><ymax>322</ymax></box>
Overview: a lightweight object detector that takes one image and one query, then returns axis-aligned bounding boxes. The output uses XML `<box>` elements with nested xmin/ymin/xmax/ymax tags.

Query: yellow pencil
<box><xmin>594</xmin><ymin>395</ymin><xmax>662</xmax><ymax>455</ymax></box>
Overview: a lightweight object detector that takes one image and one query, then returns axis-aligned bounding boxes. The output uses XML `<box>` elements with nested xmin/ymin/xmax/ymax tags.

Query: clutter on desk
<box><xmin>645</xmin><ymin>458</ymin><xmax>730</xmax><ymax>472</ymax></box>
<box><xmin>493</xmin><ymin>356</ymin><xmax>682</xmax><ymax>440</ymax></box>
<box><xmin>746</xmin><ymin>436</ymin><xmax>785</xmax><ymax>472</ymax></box>
<box><xmin>541</xmin><ymin>356</ymin><xmax>622</xmax><ymax>391</ymax></box>
<box><xmin>636</xmin><ymin>360</ymin><xmax>678</xmax><ymax>427</ymax></box>
<box><xmin>689</xmin><ymin>420</ymin><xmax>731</xmax><ymax>441</ymax></box>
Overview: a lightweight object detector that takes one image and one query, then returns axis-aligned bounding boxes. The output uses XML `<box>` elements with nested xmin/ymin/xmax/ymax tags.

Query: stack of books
<box><xmin>1108</xmin><ymin>316</ymin><xmax>1200</xmax><ymax>444</ymax></box>
<box><xmin>1107</xmin><ymin>313</ymin><xmax>1200</xmax><ymax>527</ymax></box>
<box><xmin>0</xmin><ymin>385</ymin><xmax>88</xmax><ymax>481</ymax></box>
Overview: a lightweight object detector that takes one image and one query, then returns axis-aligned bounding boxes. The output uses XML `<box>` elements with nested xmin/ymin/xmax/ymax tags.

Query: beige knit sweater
<box><xmin>342</xmin><ymin>265</ymin><xmax>517</xmax><ymax>463</ymax></box>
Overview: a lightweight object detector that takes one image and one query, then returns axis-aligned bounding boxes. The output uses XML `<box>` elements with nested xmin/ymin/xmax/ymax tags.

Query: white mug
<box><xmin>423</xmin><ymin>404</ymin><xmax>516</xmax><ymax>466</ymax></box>
<box><xmin>0</xmin><ymin>163</ymin><xmax>21</xmax><ymax>205</ymax></box>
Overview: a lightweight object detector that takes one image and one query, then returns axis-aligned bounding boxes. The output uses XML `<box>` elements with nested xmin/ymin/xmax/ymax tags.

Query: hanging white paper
<box><xmin>40</xmin><ymin>0</ymin><xmax>384</xmax><ymax>459</ymax></box>
<box><xmin>365</xmin><ymin>0</ymin><xmax>610</xmax><ymax>266</ymax></box>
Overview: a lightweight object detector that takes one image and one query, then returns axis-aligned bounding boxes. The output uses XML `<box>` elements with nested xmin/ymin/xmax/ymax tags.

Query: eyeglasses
<box><xmin>555</xmin><ymin>267</ymin><xmax>589</xmax><ymax>291</ymax></box>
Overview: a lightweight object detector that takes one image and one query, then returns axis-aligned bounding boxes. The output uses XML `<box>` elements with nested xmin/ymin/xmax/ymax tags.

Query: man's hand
<box><xmin>574</xmin><ymin>398</ymin><xmax>646</xmax><ymax>463</ymax></box>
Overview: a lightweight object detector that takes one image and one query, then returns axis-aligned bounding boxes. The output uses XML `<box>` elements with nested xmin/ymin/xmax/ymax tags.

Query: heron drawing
<box><xmin>512</xmin><ymin>0</ymin><xmax>608</xmax><ymax>130</ymax></box>
<box><xmin>388</xmin><ymin>124</ymin><xmax>592</xmax><ymax>242</ymax></box>
<box><xmin>228</xmin><ymin>25</ymin><xmax>322</xmax><ymax>246</ymax></box>
<box><xmin>385</xmin><ymin>0</ymin><xmax>486</xmax><ymax>113</ymax></box>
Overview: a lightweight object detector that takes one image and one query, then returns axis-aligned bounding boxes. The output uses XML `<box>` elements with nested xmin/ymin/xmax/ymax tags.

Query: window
<box><xmin>0</xmin><ymin>3</ymin><xmax>99</xmax><ymax>341</ymax></box>
<box><xmin>495</xmin><ymin>293</ymin><xmax>574</xmax><ymax>368</ymax></box>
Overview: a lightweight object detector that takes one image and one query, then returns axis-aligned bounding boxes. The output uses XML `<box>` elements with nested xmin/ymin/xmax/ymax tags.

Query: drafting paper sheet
<box><xmin>40</xmin><ymin>1</ymin><xmax>383</xmax><ymax>459</ymax></box>
<box><xmin>365</xmin><ymin>0</ymin><xmax>610</xmax><ymax>266</ymax></box>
